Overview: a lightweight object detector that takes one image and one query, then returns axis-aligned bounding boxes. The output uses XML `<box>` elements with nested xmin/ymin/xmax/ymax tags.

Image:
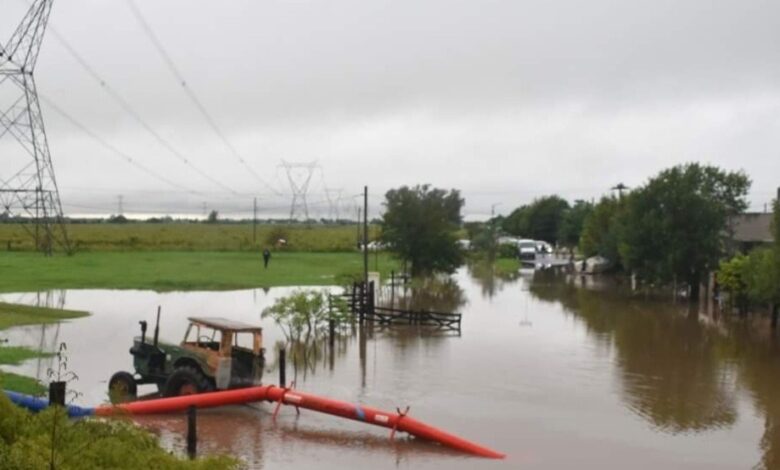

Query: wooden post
<box><xmin>49</xmin><ymin>381</ymin><xmax>66</xmax><ymax>406</ymax></box>
<box><xmin>279</xmin><ymin>348</ymin><xmax>286</xmax><ymax>387</ymax></box>
<box><xmin>187</xmin><ymin>405</ymin><xmax>197</xmax><ymax>459</ymax></box>
<box><xmin>367</xmin><ymin>281</ymin><xmax>374</xmax><ymax>317</ymax></box>
<box><xmin>359</xmin><ymin>282</ymin><xmax>365</xmax><ymax>325</ymax></box>
<box><xmin>329</xmin><ymin>319</ymin><xmax>335</xmax><ymax>350</ymax></box>
<box><xmin>363</xmin><ymin>186</ymin><xmax>368</xmax><ymax>295</ymax></box>
<box><xmin>390</xmin><ymin>270</ymin><xmax>395</xmax><ymax>310</ymax></box>
<box><xmin>772</xmin><ymin>303</ymin><xmax>778</xmax><ymax>329</ymax></box>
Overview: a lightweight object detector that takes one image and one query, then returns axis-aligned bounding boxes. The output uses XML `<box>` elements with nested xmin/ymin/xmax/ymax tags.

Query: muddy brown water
<box><xmin>2</xmin><ymin>267</ymin><xmax>780</xmax><ymax>469</ymax></box>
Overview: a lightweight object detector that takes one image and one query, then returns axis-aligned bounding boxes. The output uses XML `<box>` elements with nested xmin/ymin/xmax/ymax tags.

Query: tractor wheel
<box><xmin>163</xmin><ymin>366</ymin><xmax>213</xmax><ymax>397</ymax></box>
<box><xmin>108</xmin><ymin>371</ymin><xmax>137</xmax><ymax>403</ymax></box>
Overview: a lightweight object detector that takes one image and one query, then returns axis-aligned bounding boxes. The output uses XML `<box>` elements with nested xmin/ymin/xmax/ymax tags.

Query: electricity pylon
<box><xmin>324</xmin><ymin>187</ymin><xmax>343</xmax><ymax>221</ymax></box>
<box><xmin>280</xmin><ymin>160</ymin><xmax>318</xmax><ymax>221</ymax></box>
<box><xmin>0</xmin><ymin>0</ymin><xmax>71</xmax><ymax>254</ymax></box>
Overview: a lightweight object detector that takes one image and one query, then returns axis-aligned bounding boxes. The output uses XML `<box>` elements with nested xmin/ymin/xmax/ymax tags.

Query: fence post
<box><xmin>368</xmin><ymin>281</ymin><xmax>375</xmax><ymax>316</ymax></box>
<box><xmin>329</xmin><ymin>319</ymin><xmax>335</xmax><ymax>350</ymax></box>
<box><xmin>187</xmin><ymin>405</ymin><xmax>197</xmax><ymax>459</ymax></box>
<box><xmin>351</xmin><ymin>282</ymin><xmax>357</xmax><ymax>316</ymax></box>
<box><xmin>390</xmin><ymin>270</ymin><xmax>395</xmax><ymax>309</ymax></box>
<box><xmin>279</xmin><ymin>348</ymin><xmax>286</xmax><ymax>387</ymax></box>
<box><xmin>359</xmin><ymin>282</ymin><xmax>365</xmax><ymax>325</ymax></box>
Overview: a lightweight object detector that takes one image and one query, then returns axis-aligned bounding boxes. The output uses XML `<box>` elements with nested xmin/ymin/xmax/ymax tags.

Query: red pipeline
<box><xmin>95</xmin><ymin>385</ymin><xmax>505</xmax><ymax>459</ymax></box>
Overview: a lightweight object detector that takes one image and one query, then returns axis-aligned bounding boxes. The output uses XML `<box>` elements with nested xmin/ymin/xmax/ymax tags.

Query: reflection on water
<box><xmin>525</xmin><ymin>268</ymin><xmax>780</xmax><ymax>469</ymax></box>
<box><xmin>529</xmin><ymin>270</ymin><xmax>737</xmax><ymax>433</ymax></box>
<box><xmin>6</xmin><ymin>267</ymin><xmax>780</xmax><ymax>467</ymax></box>
<box><xmin>380</xmin><ymin>276</ymin><xmax>467</xmax><ymax>313</ymax></box>
<box><xmin>466</xmin><ymin>261</ymin><xmax>520</xmax><ymax>299</ymax></box>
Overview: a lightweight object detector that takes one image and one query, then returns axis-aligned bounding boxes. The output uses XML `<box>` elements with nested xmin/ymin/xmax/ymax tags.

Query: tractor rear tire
<box><xmin>108</xmin><ymin>371</ymin><xmax>137</xmax><ymax>403</ymax></box>
<box><xmin>163</xmin><ymin>366</ymin><xmax>213</xmax><ymax>397</ymax></box>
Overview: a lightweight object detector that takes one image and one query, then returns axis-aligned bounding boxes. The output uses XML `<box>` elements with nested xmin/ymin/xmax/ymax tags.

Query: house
<box><xmin>730</xmin><ymin>213</ymin><xmax>773</xmax><ymax>252</ymax></box>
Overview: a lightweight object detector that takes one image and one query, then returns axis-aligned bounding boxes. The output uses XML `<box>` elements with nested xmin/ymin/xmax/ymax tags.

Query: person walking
<box><xmin>262</xmin><ymin>248</ymin><xmax>271</xmax><ymax>269</ymax></box>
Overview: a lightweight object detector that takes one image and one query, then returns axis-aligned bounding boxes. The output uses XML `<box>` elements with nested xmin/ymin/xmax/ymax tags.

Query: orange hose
<box><xmin>95</xmin><ymin>385</ymin><xmax>505</xmax><ymax>459</ymax></box>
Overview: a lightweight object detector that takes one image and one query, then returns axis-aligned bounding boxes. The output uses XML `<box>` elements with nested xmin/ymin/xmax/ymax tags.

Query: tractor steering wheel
<box><xmin>198</xmin><ymin>335</ymin><xmax>212</xmax><ymax>344</ymax></box>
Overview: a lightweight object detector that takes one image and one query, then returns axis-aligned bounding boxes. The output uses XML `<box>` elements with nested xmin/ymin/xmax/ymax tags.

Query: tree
<box><xmin>206</xmin><ymin>210</ymin><xmax>219</xmax><ymax>223</ymax></box>
<box><xmin>501</xmin><ymin>205</ymin><xmax>530</xmax><ymax>237</ymax></box>
<box><xmin>381</xmin><ymin>185</ymin><xmax>464</xmax><ymax>276</ymax></box>
<box><xmin>502</xmin><ymin>195</ymin><xmax>570</xmax><ymax>244</ymax></box>
<box><xmin>579</xmin><ymin>196</ymin><xmax>624</xmax><ymax>262</ymax></box>
<box><xmin>620</xmin><ymin>163</ymin><xmax>750</xmax><ymax>298</ymax></box>
<box><xmin>558</xmin><ymin>199</ymin><xmax>593</xmax><ymax>249</ymax></box>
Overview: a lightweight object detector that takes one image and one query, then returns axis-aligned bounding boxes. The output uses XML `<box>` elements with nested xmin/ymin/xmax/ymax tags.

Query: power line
<box><xmin>40</xmin><ymin>94</ymin><xmax>208</xmax><ymax>197</ymax></box>
<box><xmin>41</xmin><ymin>22</ymin><xmax>241</xmax><ymax>195</ymax></box>
<box><xmin>125</xmin><ymin>0</ymin><xmax>283</xmax><ymax>196</ymax></box>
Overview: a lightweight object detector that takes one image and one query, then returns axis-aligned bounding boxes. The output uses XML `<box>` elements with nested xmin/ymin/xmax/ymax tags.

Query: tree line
<box><xmin>379</xmin><ymin>163</ymin><xmax>778</xmax><ymax>308</ymax></box>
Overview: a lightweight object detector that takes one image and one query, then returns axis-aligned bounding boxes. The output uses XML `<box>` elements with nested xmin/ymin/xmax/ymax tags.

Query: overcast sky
<box><xmin>2</xmin><ymin>0</ymin><xmax>779</xmax><ymax>219</ymax></box>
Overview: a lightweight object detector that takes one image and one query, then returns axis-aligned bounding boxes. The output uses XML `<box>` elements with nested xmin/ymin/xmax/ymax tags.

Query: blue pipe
<box><xmin>4</xmin><ymin>390</ymin><xmax>94</xmax><ymax>417</ymax></box>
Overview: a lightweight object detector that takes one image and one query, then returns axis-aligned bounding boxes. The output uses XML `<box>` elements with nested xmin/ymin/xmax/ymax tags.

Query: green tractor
<box><xmin>108</xmin><ymin>311</ymin><xmax>265</xmax><ymax>402</ymax></box>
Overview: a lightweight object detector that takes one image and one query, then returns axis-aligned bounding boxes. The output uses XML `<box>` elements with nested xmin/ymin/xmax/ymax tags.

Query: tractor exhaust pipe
<box><xmin>153</xmin><ymin>306</ymin><xmax>161</xmax><ymax>348</ymax></box>
<box><xmin>139</xmin><ymin>321</ymin><xmax>147</xmax><ymax>344</ymax></box>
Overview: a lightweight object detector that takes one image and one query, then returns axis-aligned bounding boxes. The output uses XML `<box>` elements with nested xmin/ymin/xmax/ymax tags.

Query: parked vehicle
<box><xmin>518</xmin><ymin>239</ymin><xmax>537</xmax><ymax>260</ymax></box>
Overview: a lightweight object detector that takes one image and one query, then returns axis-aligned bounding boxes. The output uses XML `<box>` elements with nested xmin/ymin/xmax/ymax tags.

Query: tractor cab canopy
<box><xmin>183</xmin><ymin>317</ymin><xmax>263</xmax><ymax>357</ymax></box>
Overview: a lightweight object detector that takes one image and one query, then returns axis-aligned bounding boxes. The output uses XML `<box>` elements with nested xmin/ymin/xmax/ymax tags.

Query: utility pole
<box><xmin>363</xmin><ymin>186</ymin><xmax>369</xmax><ymax>290</ymax></box>
<box><xmin>611</xmin><ymin>183</ymin><xmax>630</xmax><ymax>199</ymax></box>
<box><xmin>117</xmin><ymin>195</ymin><xmax>124</xmax><ymax>216</ymax></box>
<box><xmin>253</xmin><ymin>197</ymin><xmax>257</xmax><ymax>244</ymax></box>
<box><xmin>0</xmin><ymin>0</ymin><xmax>71</xmax><ymax>255</ymax></box>
<box><xmin>491</xmin><ymin>202</ymin><xmax>501</xmax><ymax>218</ymax></box>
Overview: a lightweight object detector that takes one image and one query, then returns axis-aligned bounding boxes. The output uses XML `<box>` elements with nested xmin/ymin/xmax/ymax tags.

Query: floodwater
<box><xmin>3</xmin><ymin>266</ymin><xmax>780</xmax><ymax>469</ymax></box>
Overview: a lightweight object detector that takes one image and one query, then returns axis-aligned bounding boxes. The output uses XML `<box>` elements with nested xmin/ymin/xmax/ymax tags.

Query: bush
<box><xmin>0</xmin><ymin>392</ymin><xmax>239</xmax><ymax>469</ymax></box>
<box><xmin>717</xmin><ymin>254</ymin><xmax>748</xmax><ymax>310</ymax></box>
<box><xmin>498</xmin><ymin>243</ymin><xmax>518</xmax><ymax>259</ymax></box>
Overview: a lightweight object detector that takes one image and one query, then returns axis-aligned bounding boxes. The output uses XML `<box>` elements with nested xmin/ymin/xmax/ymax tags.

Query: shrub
<box><xmin>0</xmin><ymin>392</ymin><xmax>239</xmax><ymax>469</ymax></box>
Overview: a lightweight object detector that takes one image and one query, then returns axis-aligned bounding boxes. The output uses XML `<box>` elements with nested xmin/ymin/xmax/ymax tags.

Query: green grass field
<box><xmin>0</xmin><ymin>251</ymin><xmax>400</xmax><ymax>293</ymax></box>
<box><xmin>0</xmin><ymin>222</ymin><xmax>378</xmax><ymax>252</ymax></box>
<box><xmin>0</xmin><ymin>303</ymin><xmax>88</xmax><ymax>394</ymax></box>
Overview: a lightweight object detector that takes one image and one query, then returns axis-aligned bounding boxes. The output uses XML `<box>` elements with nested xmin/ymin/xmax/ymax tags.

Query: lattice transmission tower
<box><xmin>324</xmin><ymin>187</ymin><xmax>343</xmax><ymax>221</ymax></box>
<box><xmin>0</xmin><ymin>0</ymin><xmax>70</xmax><ymax>254</ymax></box>
<box><xmin>280</xmin><ymin>160</ymin><xmax>318</xmax><ymax>221</ymax></box>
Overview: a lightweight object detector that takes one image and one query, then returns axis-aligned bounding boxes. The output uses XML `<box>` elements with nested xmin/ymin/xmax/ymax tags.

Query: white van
<box><xmin>518</xmin><ymin>239</ymin><xmax>537</xmax><ymax>260</ymax></box>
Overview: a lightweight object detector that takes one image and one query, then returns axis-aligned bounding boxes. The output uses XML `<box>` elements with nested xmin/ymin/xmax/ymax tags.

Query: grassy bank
<box><xmin>0</xmin><ymin>302</ymin><xmax>89</xmax><ymax>329</ymax></box>
<box><xmin>0</xmin><ymin>303</ymin><xmax>88</xmax><ymax>394</ymax></box>
<box><xmin>0</xmin><ymin>222</ymin><xmax>380</xmax><ymax>252</ymax></box>
<box><xmin>0</xmin><ymin>347</ymin><xmax>52</xmax><ymax>395</ymax></box>
<box><xmin>495</xmin><ymin>257</ymin><xmax>521</xmax><ymax>275</ymax></box>
<box><xmin>0</xmin><ymin>251</ymin><xmax>400</xmax><ymax>293</ymax></box>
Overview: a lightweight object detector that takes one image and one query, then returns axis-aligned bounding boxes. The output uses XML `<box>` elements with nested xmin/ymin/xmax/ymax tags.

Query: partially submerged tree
<box><xmin>558</xmin><ymin>199</ymin><xmax>593</xmax><ymax>250</ymax></box>
<box><xmin>620</xmin><ymin>163</ymin><xmax>750</xmax><ymax>297</ymax></box>
<box><xmin>381</xmin><ymin>185</ymin><xmax>464</xmax><ymax>276</ymax></box>
<box><xmin>579</xmin><ymin>196</ymin><xmax>624</xmax><ymax>262</ymax></box>
<box><xmin>262</xmin><ymin>290</ymin><xmax>348</xmax><ymax>373</ymax></box>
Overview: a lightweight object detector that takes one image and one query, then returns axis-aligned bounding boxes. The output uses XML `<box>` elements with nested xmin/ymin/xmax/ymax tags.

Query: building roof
<box><xmin>730</xmin><ymin>213</ymin><xmax>774</xmax><ymax>243</ymax></box>
<box><xmin>188</xmin><ymin>317</ymin><xmax>262</xmax><ymax>332</ymax></box>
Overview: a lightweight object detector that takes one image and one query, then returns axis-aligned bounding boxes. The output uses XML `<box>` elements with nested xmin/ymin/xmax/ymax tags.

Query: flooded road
<box><xmin>2</xmin><ymin>267</ymin><xmax>780</xmax><ymax>469</ymax></box>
